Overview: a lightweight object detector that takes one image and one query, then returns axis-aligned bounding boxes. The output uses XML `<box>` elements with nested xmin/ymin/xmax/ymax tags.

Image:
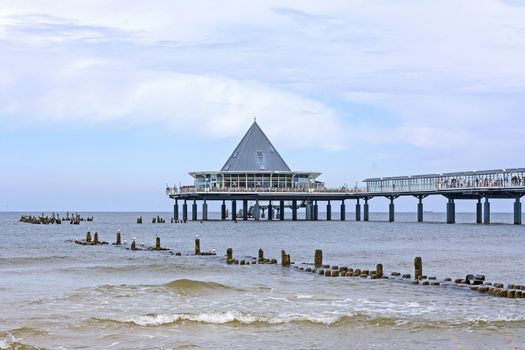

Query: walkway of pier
<box><xmin>167</xmin><ymin>168</ymin><xmax>525</xmax><ymax>225</ymax></box>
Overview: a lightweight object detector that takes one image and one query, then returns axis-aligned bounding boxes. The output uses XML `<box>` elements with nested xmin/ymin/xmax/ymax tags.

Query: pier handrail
<box><xmin>166</xmin><ymin>181</ymin><xmax>525</xmax><ymax>196</ymax></box>
<box><xmin>166</xmin><ymin>186</ymin><xmax>366</xmax><ymax>195</ymax></box>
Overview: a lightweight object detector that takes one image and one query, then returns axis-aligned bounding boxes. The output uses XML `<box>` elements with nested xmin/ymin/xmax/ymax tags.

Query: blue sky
<box><xmin>1</xmin><ymin>0</ymin><xmax>525</xmax><ymax>212</ymax></box>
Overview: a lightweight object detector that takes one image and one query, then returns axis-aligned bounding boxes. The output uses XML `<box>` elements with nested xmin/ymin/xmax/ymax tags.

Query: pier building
<box><xmin>188</xmin><ymin>120</ymin><xmax>322</xmax><ymax>192</ymax></box>
<box><xmin>167</xmin><ymin>121</ymin><xmax>525</xmax><ymax>224</ymax></box>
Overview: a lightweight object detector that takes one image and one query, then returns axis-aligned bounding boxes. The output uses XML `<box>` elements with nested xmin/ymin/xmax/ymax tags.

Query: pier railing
<box><xmin>166</xmin><ymin>181</ymin><xmax>525</xmax><ymax>196</ymax></box>
<box><xmin>166</xmin><ymin>186</ymin><xmax>366</xmax><ymax>195</ymax></box>
<box><xmin>365</xmin><ymin>180</ymin><xmax>525</xmax><ymax>194</ymax></box>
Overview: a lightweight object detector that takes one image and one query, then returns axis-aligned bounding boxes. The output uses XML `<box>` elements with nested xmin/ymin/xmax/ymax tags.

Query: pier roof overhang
<box><xmin>363</xmin><ymin>174</ymin><xmax>439</xmax><ymax>182</ymax></box>
<box><xmin>363</xmin><ymin>168</ymin><xmax>525</xmax><ymax>182</ymax></box>
<box><xmin>189</xmin><ymin>171</ymin><xmax>322</xmax><ymax>177</ymax></box>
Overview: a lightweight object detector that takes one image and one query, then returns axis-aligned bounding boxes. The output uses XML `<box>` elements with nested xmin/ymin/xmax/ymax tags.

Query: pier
<box><xmin>166</xmin><ymin>121</ymin><xmax>525</xmax><ymax>224</ymax></box>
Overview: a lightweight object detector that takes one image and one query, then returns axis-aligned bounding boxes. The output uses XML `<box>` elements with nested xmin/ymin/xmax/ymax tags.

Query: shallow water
<box><xmin>1</xmin><ymin>212</ymin><xmax>525</xmax><ymax>349</ymax></box>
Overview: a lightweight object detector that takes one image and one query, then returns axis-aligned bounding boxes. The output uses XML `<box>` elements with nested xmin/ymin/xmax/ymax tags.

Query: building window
<box><xmin>260</xmin><ymin>165</ymin><xmax>265</xmax><ymax>170</ymax></box>
<box><xmin>257</xmin><ymin>151</ymin><xmax>263</xmax><ymax>158</ymax></box>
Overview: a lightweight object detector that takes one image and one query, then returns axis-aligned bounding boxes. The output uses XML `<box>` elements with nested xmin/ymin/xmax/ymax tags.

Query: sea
<box><xmin>1</xmin><ymin>211</ymin><xmax>524</xmax><ymax>349</ymax></box>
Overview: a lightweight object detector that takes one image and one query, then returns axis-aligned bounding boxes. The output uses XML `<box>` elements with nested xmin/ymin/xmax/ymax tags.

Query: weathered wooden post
<box><xmin>155</xmin><ymin>235</ymin><xmax>161</xmax><ymax>250</ymax></box>
<box><xmin>93</xmin><ymin>232</ymin><xmax>99</xmax><ymax>244</ymax></box>
<box><xmin>282</xmin><ymin>254</ymin><xmax>290</xmax><ymax>267</ymax></box>
<box><xmin>226</xmin><ymin>248</ymin><xmax>233</xmax><ymax>264</ymax></box>
<box><xmin>375</xmin><ymin>264</ymin><xmax>383</xmax><ymax>278</ymax></box>
<box><xmin>414</xmin><ymin>257</ymin><xmax>423</xmax><ymax>280</ymax></box>
<box><xmin>195</xmin><ymin>236</ymin><xmax>201</xmax><ymax>255</ymax></box>
<box><xmin>258</xmin><ymin>249</ymin><xmax>264</xmax><ymax>263</ymax></box>
<box><xmin>314</xmin><ymin>249</ymin><xmax>323</xmax><ymax>268</ymax></box>
<box><xmin>86</xmin><ymin>230</ymin><xmax>92</xmax><ymax>243</ymax></box>
<box><xmin>131</xmin><ymin>239</ymin><xmax>137</xmax><ymax>250</ymax></box>
<box><xmin>116</xmin><ymin>230</ymin><xmax>121</xmax><ymax>245</ymax></box>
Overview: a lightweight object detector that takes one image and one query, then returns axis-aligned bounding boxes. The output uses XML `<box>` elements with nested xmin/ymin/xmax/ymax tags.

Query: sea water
<box><xmin>1</xmin><ymin>212</ymin><xmax>524</xmax><ymax>349</ymax></box>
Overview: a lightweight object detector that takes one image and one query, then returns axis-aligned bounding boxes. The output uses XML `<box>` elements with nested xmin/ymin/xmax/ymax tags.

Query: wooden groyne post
<box><xmin>195</xmin><ymin>236</ymin><xmax>201</xmax><ymax>255</ymax></box>
<box><xmin>226</xmin><ymin>248</ymin><xmax>233</xmax><ymax>264</ymax></box>
<box><xmin>375</xmin><ymin>263</ymin><xmax>383</xmax><ymax>278</ymax></box>
<box><xmin>414</xmin><ymin>257</ymin><xmax>423</xmax><ymax>280</ymax></box>
<box><xmin>314</xmin><ymin>249</ymin><xmax>323</xmax><ymax>268</ymax></box>
<box><xmin>281</xmin><ymin>251</ymin><xmax>291</xmax><ymax>267</ymax></box>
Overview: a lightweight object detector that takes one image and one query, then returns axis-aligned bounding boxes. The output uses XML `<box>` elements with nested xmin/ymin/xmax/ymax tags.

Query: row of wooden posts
<box><xmin>73</xmin><ymin>231</ymin><xmax>524</xmax><ymax>299</ymax></box>
<box><xmin>74</xmin><ymin>230</ymin><xmax>216</xmax><ymax>256</ymax></box>
<box><xmin>20</xmin><ymin>213</ymin><xmax>94</xmax><ymax>225</ymax></box>
<box><xmin>225</xmin><ymin>248</ymin><xmax>525</xmax><ymax>299</ymax></box>
<box><xmin>136</xmin><ymin>216</ymin><xmax>191</xmax><ymax>224</ymax></box>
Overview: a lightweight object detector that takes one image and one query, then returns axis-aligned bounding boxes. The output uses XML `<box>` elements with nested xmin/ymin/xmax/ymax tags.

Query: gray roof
<box><xmin>221</xmin><ymin>121</ymin><xmax>291</xmax><ymax>172</ymax></box>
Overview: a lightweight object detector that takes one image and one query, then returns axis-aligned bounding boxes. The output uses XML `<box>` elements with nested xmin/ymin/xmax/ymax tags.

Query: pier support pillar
<box><xmin>232</xmin><ymin>200</ymin><xmax>237</xmax><ymax>221</ymax></box>
<box><xmin>446</xmin><ymin>198</ymin><xmax>455</xmax><ymax>224</ymax></box>
<box><xmin>389</xmin><ymin>197</ymin><xmax>395</xmax><ymax>222</ymax></box>
<box><xmin>173</xmin><ymin>200</ymin><xmax>179</xmax><ymax>221</ymax></box>
<box><xmin>254</xmin><ymin>201</ymin><xmax>260</xmax><ymax>221</ymax></box>
<box><xmin>243</xmin><ymin>200</ymin><xmax>248</xmax><ymax>221</ymax></box>
<box><xmin>476</xmin><ymin>198</ymin><xmax>482</xmax><ymax>224</ymax></box>
<box><xmin>221</xmin><ymin>200</ymin><xmax>226</xmax><ymax>221</ymax></box>
<box><xmin>314</xmin><ymin>201</ymin><xmax>318</xmax><ymax>221</ymax></box>
<box><xmin>514</xmin><ymin>198</ymin><xmax>522</xmax><ymax>225</ymax></box>
<box><xmin>192</xmin><ymin>200</ymin><xmax>197</xmax><ymax>221</ymax></box>
<box><xmin>202</xmin><ymin>200</ymin><xmax>208</xmax><ymax>221</ymax></box>
<box><xmin>326</xmin><ymin>201</ymin><xmax>332</xmax><ymax>221</ymax></box>
<box><xmin>182</xmin><ymin>200</ymin><xmax>188</xmax><ymax>222</ymax></box>
<box><xmin>355</xmin><ymin>199</ymin><xmax>361</xmax><ymax>221</ymax></box>
<box><xmin>292</xmin><ymin>200</ymin><xmax>298</xmax><ymax>221</ymax></box>
<box><xmin>417</xmin><ymin>196</ymin><xmax>423</xmax><ymax>223</ymax></box>
<box><xmin>484</xmin><ymin>197</ymin><xmax>490</xmax><ymax>225</ymax></box>
<box><xmin>268</xmin><ymin>201</ymin><xmax>273</xmax><ymax>221</ymax></box>
<box><xmin>340</xmin><ymin>200</ymin><xmax>346</xmax><ymax>221</ymax></box>
<box><xmin>364</xmin><ymin>198</ymin><xmax>369</xmax><ymax>222</ymax></box>
<box><xmin>305</xmin><ymin>203</ymin><xmax>311</xmax><ymax>221</ymax></box>
<box><xmin>279</xmin><ymin>200</ymin><xmax>285</xmax><ymax>220</ymax></box>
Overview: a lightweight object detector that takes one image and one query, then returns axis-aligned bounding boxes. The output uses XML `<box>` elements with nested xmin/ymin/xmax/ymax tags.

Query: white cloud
<box><xmin>1</xmin><ymin>0</ymin><xmax>525</xmax><ymax>158</ymax></box>
<box><xmin>0</xmin><ymin>52</ymin><xmax>348</xmax><ymax>149</ymax></box>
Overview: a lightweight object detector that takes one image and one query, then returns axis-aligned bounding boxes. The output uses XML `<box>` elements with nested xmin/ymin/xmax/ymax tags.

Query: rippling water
<box><xmin>1</xmin><ymin>212</ymin><xmax>525</xmax><ymax>349</ymax></box>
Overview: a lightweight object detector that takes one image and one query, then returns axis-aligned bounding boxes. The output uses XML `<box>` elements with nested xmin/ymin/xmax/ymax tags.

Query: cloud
<box><xmin>1</xmin><ymin>0</ymin><xmax>525</xmax><ymax>161</ymax></box>
<box><xmin>0</xmin><ymin>16</ymin><xmax>348</xmax><ymax>150</ymax></box>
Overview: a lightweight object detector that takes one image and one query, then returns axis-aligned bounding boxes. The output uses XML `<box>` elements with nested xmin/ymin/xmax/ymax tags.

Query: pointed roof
<box><xmin>221</xmin><ymin>121</ymin><xmax>291</xmax><ymax>172</ymax></box>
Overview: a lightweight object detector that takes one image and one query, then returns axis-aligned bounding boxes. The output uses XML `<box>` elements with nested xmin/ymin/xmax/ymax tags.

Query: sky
<box><xmin>1</xmin><ymin>0</ymin><xmax>525</xmax><ymax>212</ymax></box>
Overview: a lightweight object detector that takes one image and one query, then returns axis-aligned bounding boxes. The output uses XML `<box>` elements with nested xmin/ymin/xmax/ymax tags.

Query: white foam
<box><xmin>117</xmin><ymin>311</ymin><xmax>342</xmax><ymax>326</ymax></box>
<box><xmin>0</xmin><ymin>333</ymin><xmax>16</xmax><ymax>350</ymax></box>
<box><xmin>296</xmin><ymin>294</ymin><xmax>314</xmax><ymax>299</ymax></box>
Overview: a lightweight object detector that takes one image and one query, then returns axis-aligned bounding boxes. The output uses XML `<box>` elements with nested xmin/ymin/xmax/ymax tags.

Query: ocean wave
<box><xmin>92</xmin><ymin>312</ymin><xmax>525</xmax><ymax>329</ymax></box>
<box><xmin>95</xmin><ymin>311</ymin><xmax>343</xmax><ymax>326</ymax></box>
<box><xmin>162</xmin><ymin>279</ymin><xmax>240</xmax><ymax>293</ymax></box>
<box><xmin>61</xmin><ymin>262</ymin><xmax>212</xmax><ymax>275</ymax></box>
<box><xmin>0</xmin><ymin>256</ymin><xmax>70</xmax><ymax>265</ymax></box>
<box><xmin>0</xmin><ymin>332</ymin><xmax>43</xmax><ymax>350</ymax></box>
<box><xmin>68</xmin><ymin>279</ymin><xmax>241</xmax><ymax>299</ymax></box>
<box><xmin>6</xmin><ymin>328</ymin><xmax>48</xmax><ymax>338</ymax></box>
